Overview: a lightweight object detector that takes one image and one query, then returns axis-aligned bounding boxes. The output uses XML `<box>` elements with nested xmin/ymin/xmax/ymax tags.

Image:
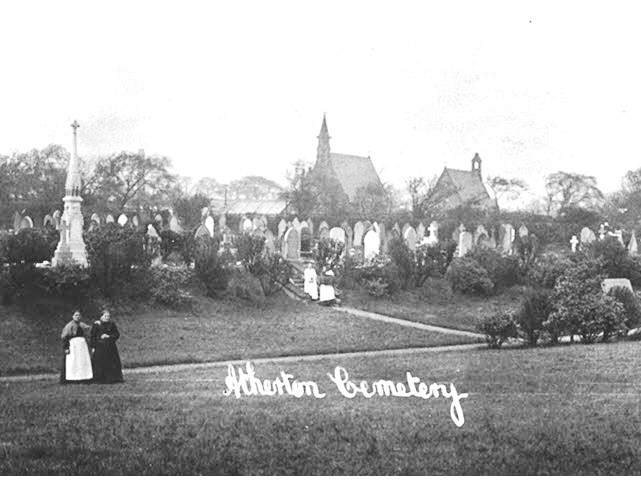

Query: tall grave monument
<box><xmin>52</xmin><ymin>121</ymin><xmax>88</xmax><ymax>267</ymax></box>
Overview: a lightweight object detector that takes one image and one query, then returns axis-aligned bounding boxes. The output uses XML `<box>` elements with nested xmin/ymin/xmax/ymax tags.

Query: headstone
<box><xmin>205</xmin><ymin>216</ymin><xmax>215</xmax><ymax>237</ymax></box>
<box><xmin>117</xmin><ymin>214</ymin><xmax>128</xmax><ymax>226</ymax></box>
<box><xmin>20</xmin><ymin>216</ymin><xmax>34</xmax><ymax>230</ymax></box>
<box><xmin>242</xmin><ymin>217</ymin><xmax>252</xmax><ymax>232</ymax></box>
<box><xmin>391</xmin><ymin>223</ymin><xmax>401</xmax><ymax>239</ymax></box>
<box><xmin>264</xmin><ymin>230</ymin><xmax>276</xmax><ymax>256</ymax></box>
<box><xmin>169</xmin><ymin>215</ymin><xmax>183</xmax><ymax>233</ymax></box>
<box><xmin>318</xmin><ymin>221</ymin><xmax>330</xmax><ymax>241</ymax></box>
<box><xmin>252</xmin><ymin>217</ymin><xmax>260</xmax><ymax>231</ymax></box>
<box><xmin>146</xmin><ymin>224</ymin><xmax>162</xmax><ymax>266</ymax></box>
<box><xmin>353</xmin><ymin>221</ymin><xmax>365</xmax><ymax>247</ymax></box>
<box><xmin>13</xmin><ymin>212</ymin><xmax>22</xmax><ymax>231</ymax></box>
<box><xmin>402</xmin><ymin>223</ymin><xmax>412</xmax><ymax>236</ymax></box>
<box><xmin>43</xmin><ymin>214</ymin><xmax>54</xmax><ymax>228</ymax></box>
<box><xmin>218</xmin><ymin>213</ymin><xmax>227</xmax><ymax>229</ymax></box>
<box><xmin>260</xmin><ymin>216</ymin><xmax>268</xmax><ymax>231</ymax></box>
<box><xmin>106</xmin><ymin>214</ymin><xmax>115</xmax><ymax>224</ymax></box>
<box><xmin>195</xmin><ymin>225</ymin><xmax>210</xmax><ymax>238</ymax></box>
<box><xmin>53</xmin><ymin>210</ymin><xmax>62</xmax><ymax>230</ymax></box>
<box><xmin>282</xmin><ymin>227</ymin><xmax>300</xmax><ymax>260</ymax></box>
<box><xmin>580</xmin><ymin>227</ymin><xmax>596</xmax><ymax>245</ymax></box>
<box><xmin>154</xmin><ymin>213</ymin><xmax>163</xmax><ymax>224</ymax></box>
<box><xmin>379</xmin><ymin>224</ymin><xmax>388</xmax><ymax>254</ymax></box>
<box><xmin>474</xmin><ymin>225</ymin><xmax>489</xmax><ymax>245</ymax></box>
<box><xmin>499</xmin><ymin>224</ymin><xmax>514</xmax><ymax>255</ymax></box>
<box><xmin>404</xmin><ymin>226</ymin><xmax>418</xmax><ymax>251</ymax></box>
<box><xmin>615</xmin><ymin>229</ymin><xmax>624</xmax><ymax>246</ymax></box>
<box><xmin>363</xmin><ymin>229</ymin><xmax>381</xmax><ymax>260</ymax></box>
<box><xmin>416</xmin><ymin>222</ymin><xmax>426</xmax><ymax>242</ymax></box>
<box><xmin>201</xmin><ymin>207</ymin><xmax>211</xmax><ymax>220</ymax></box>
<box><xmin>90</xmin><ymin>213</ymin><xmax>101</xmax><ymax>226</ymax></box>
<box><xmin>277</xmin><ymin>218</ymin><xmax>287</xmax><ymax>239</ymax></box>
<box><xmin>570</xmin><ymin>235</ymin><xmax>579</xmax><ymax>253</ymax></box>
<box><xmin>486</xmin><ymin>228</ymin><xmax>497</xmax><ymax>249</ymax></box>
<box><xmin>131</xmin><ymin>214</ymin><xmax>140</xmax><ymax>228</ymax></box>
<box><xmin>629</xmin><ymin>230</ymin><xmax>639</xmax><ymax>256</ymax></box>
<box><xmin>598</xmin><ymin>223</ymin><xmax>608</xmax><ymax>240</ymax></box>
<box><xmin>329</xmin><ymin>227</ymin><xmax>346</xmax><ymax>245</ymax></box>
<box><xmin>306</xmin><ymin>218</ymin><xmax>314</xmax><ymax>236</ymax></box>
<box><xmin>341</xmin><ymin>221</ymin><xmax>353</xmax><ymax>250</ymax></box>
<box><xmin>601</xmin><ymin>278</ymin><xmax>633</xmax><ymax>294</ymax></box>
<box><xmin>518</xmin><ymin>224</ymin><xmax>529</xmax><ymax>238</ymax></box>
<box><xmin>452</xmin><ymin>223</ymin><xmax>465</xmax><ymax>242</ymax></box>
<box><xmin>458</xmin><ymin>231</ymin><xmax>474</xmax><ymax>257</ymax></box>
<box><xmin>292</xmin><ymin>217</ymin><xmax>301</xmax><ymax>232</ymax></box>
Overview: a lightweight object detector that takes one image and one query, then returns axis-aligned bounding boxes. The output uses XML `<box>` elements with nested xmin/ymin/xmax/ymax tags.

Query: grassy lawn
<box><xmin>1</xmin><ymin>341</ymin><xmax>640</xmax><ymax>474</ymax></box>
<box><xmin>342</xmin><ymin>278</ymin><xmax>527</xmax><ymax>332</ymax></box>
<box><xmin>0</xmin><ymin>293</ymin><xmax>476</xmax><ymax>376</ymax></box>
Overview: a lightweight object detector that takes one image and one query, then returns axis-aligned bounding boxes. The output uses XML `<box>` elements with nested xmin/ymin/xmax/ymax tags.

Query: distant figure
<box><xmin>303</xmin><ymin>262</ymin><xmax>318</xmax><ymax>300</ymax></box>
<box><xmin>90</xmin><ymin>310</ymin><xmax>124</xmax><ymax>383</ymax></box>
<box><xmin>319</xmin><ymin>269</ymin><xmax>337</xmax><ymax>306</ymax></box>
<box><xmin>60</xmin><ymin>310</ymin><xmax>93</xmax><ymax>384</ymax></box>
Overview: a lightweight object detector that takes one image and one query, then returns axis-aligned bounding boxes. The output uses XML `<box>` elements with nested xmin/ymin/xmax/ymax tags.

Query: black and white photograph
<box><xmin>1</xmin><ymin>0</ymin><xmax>640</xmax><ymax>475</ymax></box>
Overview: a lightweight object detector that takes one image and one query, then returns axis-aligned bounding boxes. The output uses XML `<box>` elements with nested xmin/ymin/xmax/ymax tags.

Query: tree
<box><xmin>406</xmin><ymin>175</ymin><xmax>459</xmax><ymax>219</ymax></box>
<box><xmin>191</xmin><ymin>177</ymin><xmax>226</xmax><ymax>198</ymax></box>
<box><xmin>172</xmin><ymin>193</ymin><xmax>212</xmax><ymax>231</ymax></box>
<box><xmin>351</xmin><ymin>182</ymin><xmax>395</xmax><ymax>220</ymax></box>
<box><xmin>487</xmin><ymin>176</ymin><xmax>528</xmax><ymax>212</ymax></box>
<box><xmin>83</xmin><ymin>151</ymin><xmax>178</xmax><ymax>213</ymax></box>
<box><xmin>544</xmin><ymin>171</ymin><xmax>603</xmax><ymax>216</ymax></box>
<box><xmin>227</xmin><ymin>175</ymin><xmax>283</xmax><ymax>200</ymax></box>
<box><xmin>285</xmin><ymin>160</ymin><xmax>318</xmax><ymax>219</ymax></box>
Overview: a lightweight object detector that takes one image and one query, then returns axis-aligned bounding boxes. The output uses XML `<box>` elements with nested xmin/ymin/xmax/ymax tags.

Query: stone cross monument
<box><xmin>52</xmin><ymin>120</ymin><xmax>88</xmax><ymax>267</ymax></box>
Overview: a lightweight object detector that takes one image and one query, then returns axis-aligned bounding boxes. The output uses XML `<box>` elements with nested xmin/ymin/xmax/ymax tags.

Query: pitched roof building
<box><xmin>312</xmin><ymin>115</ymin><xmax>383</xmax><ymax>200</ymax></box>
<box><xmin>428</xmin><ymin>153</ymin><xmax>497</xmax><ymax>211</ymax></box>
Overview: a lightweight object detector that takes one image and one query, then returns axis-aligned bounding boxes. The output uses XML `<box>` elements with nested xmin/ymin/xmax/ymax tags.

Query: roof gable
<box><xmin>329</xmin><ymin>152</ymin><xmax>382</xmax><ymax>199</ymax></box>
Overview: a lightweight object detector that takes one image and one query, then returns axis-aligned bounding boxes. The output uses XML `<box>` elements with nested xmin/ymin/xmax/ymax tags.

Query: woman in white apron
<box><xmin>60</xmin><ymin>310</ymin><xmax>93</xmax><ymax>384</ymax></box>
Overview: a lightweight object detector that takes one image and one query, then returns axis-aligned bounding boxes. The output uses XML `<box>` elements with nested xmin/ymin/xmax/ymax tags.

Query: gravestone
<box><xmin>452</xmin><ymin>223</ymin><xmax>465</xmax><ymax>242</ymax></box>
<box><xmin>264</xmin><ymin>230</ymin><xmax>276</xmax><ymax>256</ymax></box>
<box><xmin>146</xmin><ymin>224</ymin><xmax>162</xmax><ymax>266</ymax></box>
<box><xmin>318</xmin><ymin>222</ymin><xmax>330</xmax><ymax>241</ymax></box>
<box><xmin>599</xmin><ymin>223</ymin><xmax>608</xmax><ymax>240</ymax></box>
<box><xmin>131</xmin><ymin>214</ymin><xmax>140</xmax><ymax>228</ymax></box>
<box><xmin>363</xmin><ymin>229</ymin><xmax>381</xmax><ymax>260</ymax></box>
<box><xmin>474</xmin><ymin>225</ymin><xmax>489</xmax><ymax>246</ymax></box>
<box><xmin>570</xmin><ymin>235</ymin><xmax>579</xmax><ymax>253</ymax></box>
<box><xmin>499</xmin><ymin>224</ymin><xmax>515</xmax><ymax>255</ymax></box>
<box><xmin>205</xmin><ymin>216</ymin><xmax>215</xmax><ymax>237</ymax></box>
<box><xmin>458</xmin><ymin>231</ymin><xmax>474</xmax><ymax>257</ymax></box>
<box><xmin>201</xmin><ymin>207</ymin><xmax>210</xmax><ymax>221</ymax></box>
<box><xmin>13</xmin><ymin>212</ymin><xmax>22</xmax><ymax>231</ymax></box>
<box><xmin>306</xmin><ymin>218</ymin><xmax>314</xmax><ymax>236</ymax></box>
<box><xmin>53</xmin><ymin>210</ymin><xmax>62</xmax><ymax>230</ymax></box>
<box><xmin>91</xmin><ymin>213</ymin><xmax>101</xmax><ymax>226</ymax></box>
<box><xmin>117</xmin><ymin>214</ymin><xmax>128</xmax><ymax>226</ymax></box>
<box><xmin>282</xmin><ymin>227</ymin><xmax>300</xmax><ymax>260</ymax></box>
<box><xmin>218</xmin><ymin>213</ymin><xmax>227</xmax><ymax>229</ymax></box>
<box><xmin>43</xmin><ymin>214</ymin><xmax>54</xmax><ymax>228</ymax></box>
<box><xmin>329</xmin><ymin>227</ymin><xmax>346</xmax><ymax>245</ymax></box>
<box><xmin>292</xmin><ymin>217</ymin><xmax>301</xmax><ymax>232</ymax></box>
<box><xmin>580</xmin><ymin>227</ymin><xmax>596</xmax><ymax>245</ymax></box>
<box><xmin>20</xmin><ymin>216</ymin><xmax>34</xmax><ymax>230</ymax></box>
<box><xmin>629</xmin><ymin>230</ymin><xmax>639</xmax><ymax>256</ymax></box>
<box><xmin>404</xmin><ymin>226</ymin><xmax>418</xmax><ymax>251</ymax></box>
<box><xmin>106</xmin><ymin>214</ymin><xmax>115</xmax><ymax>224</ymax></box>
<box><xmin>379</xmin><ymin>224</ymin><xmax>388</xmax><ymax>254</ymax></box>
<box><xmin>518</xmin><ymin>224</ymin><xmax>529</xmax><ymax>238</ymax></box>
<box><xmin>601</xmin><ymin>278</ymin><xmax>633</xmax><ymax>294</ymax></box>
<box><xmin>615</xmin><ymin>229</ymin><xmax>624</xmax><ymax>246</ymax></box>
<box><xmin>251</xmin><ymin>217</ymin><xmax>260</xmax><ymax>231</ymax></box>
<box><xmin>341</xmin><ymin>221</ymin><xmax>353</xmax><ymax>250</ymax></box>
<box><xmin>277</xmin><ymin>219</ymin><xmax>287</xmax><ymax>239</ymax></box>
<box><xmin>391</xmin><ymin>223</ymin><xmax>401</xmax><ymax>239</ymax></box>
<box><xmin>416</xmin><ymin>222</ymin><xmax>426</xmax><ymax>243</ymax></box>
<box><xmin>486</xmin><ymin>228</ymin><xmax>497</xmax><ymax>249</ymax></box>
<box><xmin>402</xmin><ymin>223</ymin><xmax>412</xmax><ymax>236</ymax></box>
<box><xmin>154</xmin><ymin>213</ymin><xmax>163</xmax><ymax>224</ymax></box>
<box><xmin>169</xmin><ymin>215</ymin><xmax>182</xmax><ymax>233</ymax></box>
<box><xmin>195</xmin><ymin>225</ymin><xmax>210</xmax><ymax>239</ymax></box>
<box><xmin>260</xmin><ymin>216</ymin><xmax>269</xmax><ymax>232</ymax></box>
<box><xmin>353</xmin><ymin>221</ymin><xmax>365</xmax><ymax>247</ymax></box>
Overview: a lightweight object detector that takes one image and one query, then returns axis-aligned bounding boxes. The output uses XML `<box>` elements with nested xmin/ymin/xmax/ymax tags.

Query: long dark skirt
<box><xmin>92</xmin><ymin>340</ymin><xmax>124</xmax><ymax>383</ymax></box>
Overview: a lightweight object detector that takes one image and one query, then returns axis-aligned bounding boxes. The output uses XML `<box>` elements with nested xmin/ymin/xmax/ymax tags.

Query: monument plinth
<box><xmin>52</xmin><ymin>120</ymin><xmax>88</xmax><ymax>267</ymax></box>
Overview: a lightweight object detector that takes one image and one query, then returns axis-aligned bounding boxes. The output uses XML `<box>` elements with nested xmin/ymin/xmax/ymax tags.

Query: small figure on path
<box><xmin>60</xmin><ymin>310</ymin><xmax>93</xmax><ymax>384</ymax></box>
<box><xmin>90</xmin><ymin>310</ymin><xmax>124</xmax><ymax>383</ymax></box>
<box><xmin>319</xmin><ymin>269</ymin><xmax>338</xmax><ymax>306</ymax></box>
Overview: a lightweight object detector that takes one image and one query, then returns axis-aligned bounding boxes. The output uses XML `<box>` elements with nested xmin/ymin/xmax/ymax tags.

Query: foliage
<box><xmin>148</xmin><ymin>265</ymin><xmax>195</xmax><ymax>309</ymax></box>
<box><xmin>234</xmin><ymin>232</ymin><xmax>291</xmax><ymax>296</ymax></box>
<box><xmin>5</xmin><ymin>228</ymin><xmax>55</xmax><ymax>264</ymax></box>
<box><xmin>172</xmin><ymin>194</ymin><xmax>213</xmax><ymax>231</ymax></box>
<box><xmin>356</xmin><ymin>254</ymin><xmax>402</xmax><ymax>296</ymax></box>
<box><xmin>486</xmin><ymin>176</ymin><xmax>528</xmax><ymax>211</ymax></box>
<box><xmin>351</xmin><ymin>182</ymin><xmax>395</xmax><ymax>220</ymax></box>
<box><xmin>413</xmin><ymin>239</ymin><xmax>458</xmax><ymax>287</ymax></box>
<box><xmin>544</xmin><ymin>171</ymin><xmax>603</xmax><ymax>216</ymax></box>
<box><xmin>193</xmin><ymin>235</ymin><xmax>230</xmax><ymax>298</ymax></box>
<box><xmin>516</xmin><ymin>289</ymin><xmax>553</xmax><ymax>346</ymax></box>
<box><xmin>608</xmin><ymin>286</ymin><xmax>641</xmax><ymax>330</ymax></box>
<box><xmin>227</xmin><ymin>175</ymin><xmax>284</xmax><ymax>201</ymax></box>
<box><xmin>547</xmin><ymin>261</ymin><xmax>626</xmax><ymax>344</ymax></box>
<box><xmin>388</xmin><ymin>237</ymin><xmax>414</xmax><ymax>289</ymax></box>
<box><xmin>160</xmin><ymin>230</ymin><xmax>194</xmax><ymax>265</ymax></box>
<box><xmin>314</xmin><ymin>238</ymin><xmax>344</xmax><ymax>273</ymax></box>
<box><xmin>527</xmin><ymin>252</ymin><xmax>576</xmax><ymax>289</ymax></box>
<box><xmin>476</xmin><ymin>312</ymin><xmax>518</xmax><ymax>348</ymax></box>
<box><xmin>467</xmin><ymin>247</ymin><xmax>520</xmax><ymax>290</ymax></box>
<box><xmin>365</xmin><ymin>278</ymin><xmax>390</xmax><ymax>298</ymax></box>
<box><xmin>445</xmin><ymin>258</ymin><xmax>494</xmax><ymax>296</ymax></box>
<box><xmin>226</xmin><ymin>269</ymin><xmax>266</xmax><ymax>304</ymax></box>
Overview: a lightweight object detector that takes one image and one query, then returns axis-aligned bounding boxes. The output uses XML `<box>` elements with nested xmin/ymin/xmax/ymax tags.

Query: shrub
<box><xmin>357</xmin><ymin>254</ymin><xmax>402</xmax><ymax>295</ymax></box>
<box><xmin>516</xmin><ymin>289</ymin><xmax>553</xmax><ymax>346</ymax></box>
<box><xmin>608</xmin><ymin>286</ymin><xmax>641</xmax><ymax>330</ymax></box>
<box><xmin>589</xmin><ymin>237</ymin><xmax>629</xmax><ymax>278</ymax></box>
<box><xmin>527</xmin><ymin>252</ymin><xmax>575</xmax><ymax>289</ymax></box>
<box><xmin>194</xmin><ymin>236</ymin><xmax>230</xmax><ymax>298</ymax></box>
<box><xmin>388</xmin><ymin>237</ymin><xmax>414</xmax><ymax>289</ymax></box>
<box><xmin>467</xmin><ymin>247</ymin><xmax>520</xmax><ymax>290</ymax></box>
<box><xmin>365</xmin><ymin>278</ymin><xmax>390</xmax><ymax>298</ymax></box>
<box><xmin>6</xmin><ymin>228</ymin><xmax>53</xmax><ymax>264</ymax></box>
<box><xmin>413</xmin><ymin>239</ymin><xmax>457</xmax><ymax>286</ymax></box>
<box><xmin>314</xmin><ymin>238</ymin><xmax>344</xmax><ymax>273</ymax></box>
<box><xmin>446</xmin><ymin>258</ymin><xmax>494</xmax><ymax>296</ymax></box>
<box><xmin>227</xmin><ymin>269</ymin><xmax>265</xmax><ymax>304</ymax></box>
<box><xmin>148</xmin><ymin>265</ymin><xmax>195</xmax><ymax>309</ymax></box>
<box><xmin>476</xmin><ymin>312</ymin><xmax>518</xmax><ymax>348</ymax></box>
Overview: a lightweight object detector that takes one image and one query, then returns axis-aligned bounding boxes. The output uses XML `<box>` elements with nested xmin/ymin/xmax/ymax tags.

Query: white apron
<box><xmin>65</xmin><ymin>337</ymin><xmax>93</xmax><ymax>381</ymax></box>
<box><xmin>304</xmin><ymin>268</ymin><xmax>318</xmax><ymax>300</ymax></box>
<box><xmin>319</xmin><ymin>284</ymin><xmax>336</xmax><ymax>302</ymax></box>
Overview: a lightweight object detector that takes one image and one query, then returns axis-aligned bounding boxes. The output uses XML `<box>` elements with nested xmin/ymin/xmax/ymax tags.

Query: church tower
<box><xmin>471</xmin><ymin>152</ymin><xmax>482</xmax><ymax>177</ymax></box>
<box><xmin>316</xmin><ymin>114</ymin><xmax>331</xmax><ymax>168</ymax></box>
<box><xmin>52</xmin><ymin>120</ymin><xmax>88</xmax><ymax>267</ymax></box>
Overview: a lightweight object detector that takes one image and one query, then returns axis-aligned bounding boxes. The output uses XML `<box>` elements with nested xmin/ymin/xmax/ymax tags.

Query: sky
<box><xmin>1</xmin><ymin>1</ymin><xmax>640</xmax><ymax>205</ymax></box>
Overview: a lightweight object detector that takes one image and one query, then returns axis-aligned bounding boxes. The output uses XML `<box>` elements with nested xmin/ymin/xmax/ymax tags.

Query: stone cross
<box><xmin>598</xmin><ymin>224</ymin><xmax>607</xmax><ymax>240</ymax></box>
<box><xmin>570</xmin><ymin>235</ymin><xmax>579</xmax><ymax>252</ymax></box>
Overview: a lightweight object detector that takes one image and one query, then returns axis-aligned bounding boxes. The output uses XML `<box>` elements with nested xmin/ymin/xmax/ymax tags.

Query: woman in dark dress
<box><xmin>90</xmin><ymin>309</ymin><xmax>124</xmax><ymax>383</ymax></box>
<box><xmin>60</xmin><ymin>310</ymin><xmax>93</xmax><ymax>384</ymax></box>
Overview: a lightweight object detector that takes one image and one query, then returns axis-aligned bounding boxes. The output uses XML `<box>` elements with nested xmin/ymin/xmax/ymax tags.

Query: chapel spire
<box><xmin>316</xmin><ymin>113</ymin><xmax>331</xmax><ymax>167</ymax></box>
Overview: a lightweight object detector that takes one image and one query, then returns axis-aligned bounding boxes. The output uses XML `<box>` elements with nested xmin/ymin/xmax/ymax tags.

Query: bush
<box><xmin>148</xmin><ymin>265</ymin><xmax>195</xmax><ymax>309</ymax></box>
<box><xmin>467</xmin><ymin>247</ymin><xmax>520</xmax><ymax>290</ymax></box>
<box><xmin>527</xmin><ymin>252</ymin><xmax>575</xmax><ymax>289</ymax></box>
<box><xmin>413</xmin><ymin>239</ymin><xmax>457</xmax><ymax>286</ymax></box>
<box><xmin>6</xmin><ymin>228</ymin><xmax>54</xmax><ymax>264</ymax></box>
<box><xmin>227</xmin><ymin>269</ymin><xmax>265</xmax><ymax>304</ymax></box>
<box><xmin>314</xmin><ymin>238</ymin><xmax>345</xmax><ymax>273</ymax></box>
<box><xmin>365</xmin><ymin>278</ymin><xmax>390</xmax><ymax>298</ymax></box>
<box><xmin>388</xmin><ymin>238</ymin><xmax>414</xmax><ymax>289</ymax></box>
<box><xmin>194</xmin><ymin>236</ymin><xmax>230</xmax><ymax>298</ymax></box>
<box><xmin>446</xmin><ymin>258</ymin><xmax>494</xmax><ymax>296</ymax></box>
<box><xmin>516</xmin><ymin>289</ymin><xmax>553</xmax><ymax>346</ymax></box>
<box><xmin>589</xmin><ymin>237</ymin><xmax>629</xmax><ymax>278</ymax></box>
<box><xmin>476</xmin><ymin>312</ymin><xmax>518</xmax><ymax>348</ymax></box>
<box><xmin>357</xmin><ymin>254</ymin><xmax>402</xmax><ymax>295</ymax></box>
<box><xmin>608</xmin><ymin>286</ymin><xmax>641</xmax><ymax>330</ymax></box>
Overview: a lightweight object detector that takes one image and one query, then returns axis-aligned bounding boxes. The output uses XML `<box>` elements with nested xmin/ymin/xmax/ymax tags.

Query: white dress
<box><xmin>65</xmin><ymin>337</ymin><xmax>93</xmax><ymax>381</ymax></box>
<box><xmin>304</xmin><ymin>267</ymin><xmax>318</xmax><ymax>300</ymax></box>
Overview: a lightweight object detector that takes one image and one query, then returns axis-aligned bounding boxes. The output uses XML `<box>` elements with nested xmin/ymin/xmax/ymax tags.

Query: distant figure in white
<box><xmin>303</xmin><ymin>262</ymin><xmax>318</xmax><ymax>300</ymax></box>
<box><xmin>319</xmin><ymin>269</ymin><xmax>337</xmax><ymax>305</ymax></box>
<box><xmin>60</xmin><ymin>310</ymin><xmax>93</xmax><ymax>384</ymax></box>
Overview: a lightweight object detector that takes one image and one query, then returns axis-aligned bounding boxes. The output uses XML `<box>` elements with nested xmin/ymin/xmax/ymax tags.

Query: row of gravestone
<box><xmin>570</xmin><ymin>224</ymin><xmax>640</xmax><ymax>256</ymax></box>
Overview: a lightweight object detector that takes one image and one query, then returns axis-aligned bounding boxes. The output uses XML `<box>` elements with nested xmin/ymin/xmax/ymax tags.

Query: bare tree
<box><xmin>544</xmin><ymin>171</ymin><xmax>603</xmax><ymax>216</ymax></box>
